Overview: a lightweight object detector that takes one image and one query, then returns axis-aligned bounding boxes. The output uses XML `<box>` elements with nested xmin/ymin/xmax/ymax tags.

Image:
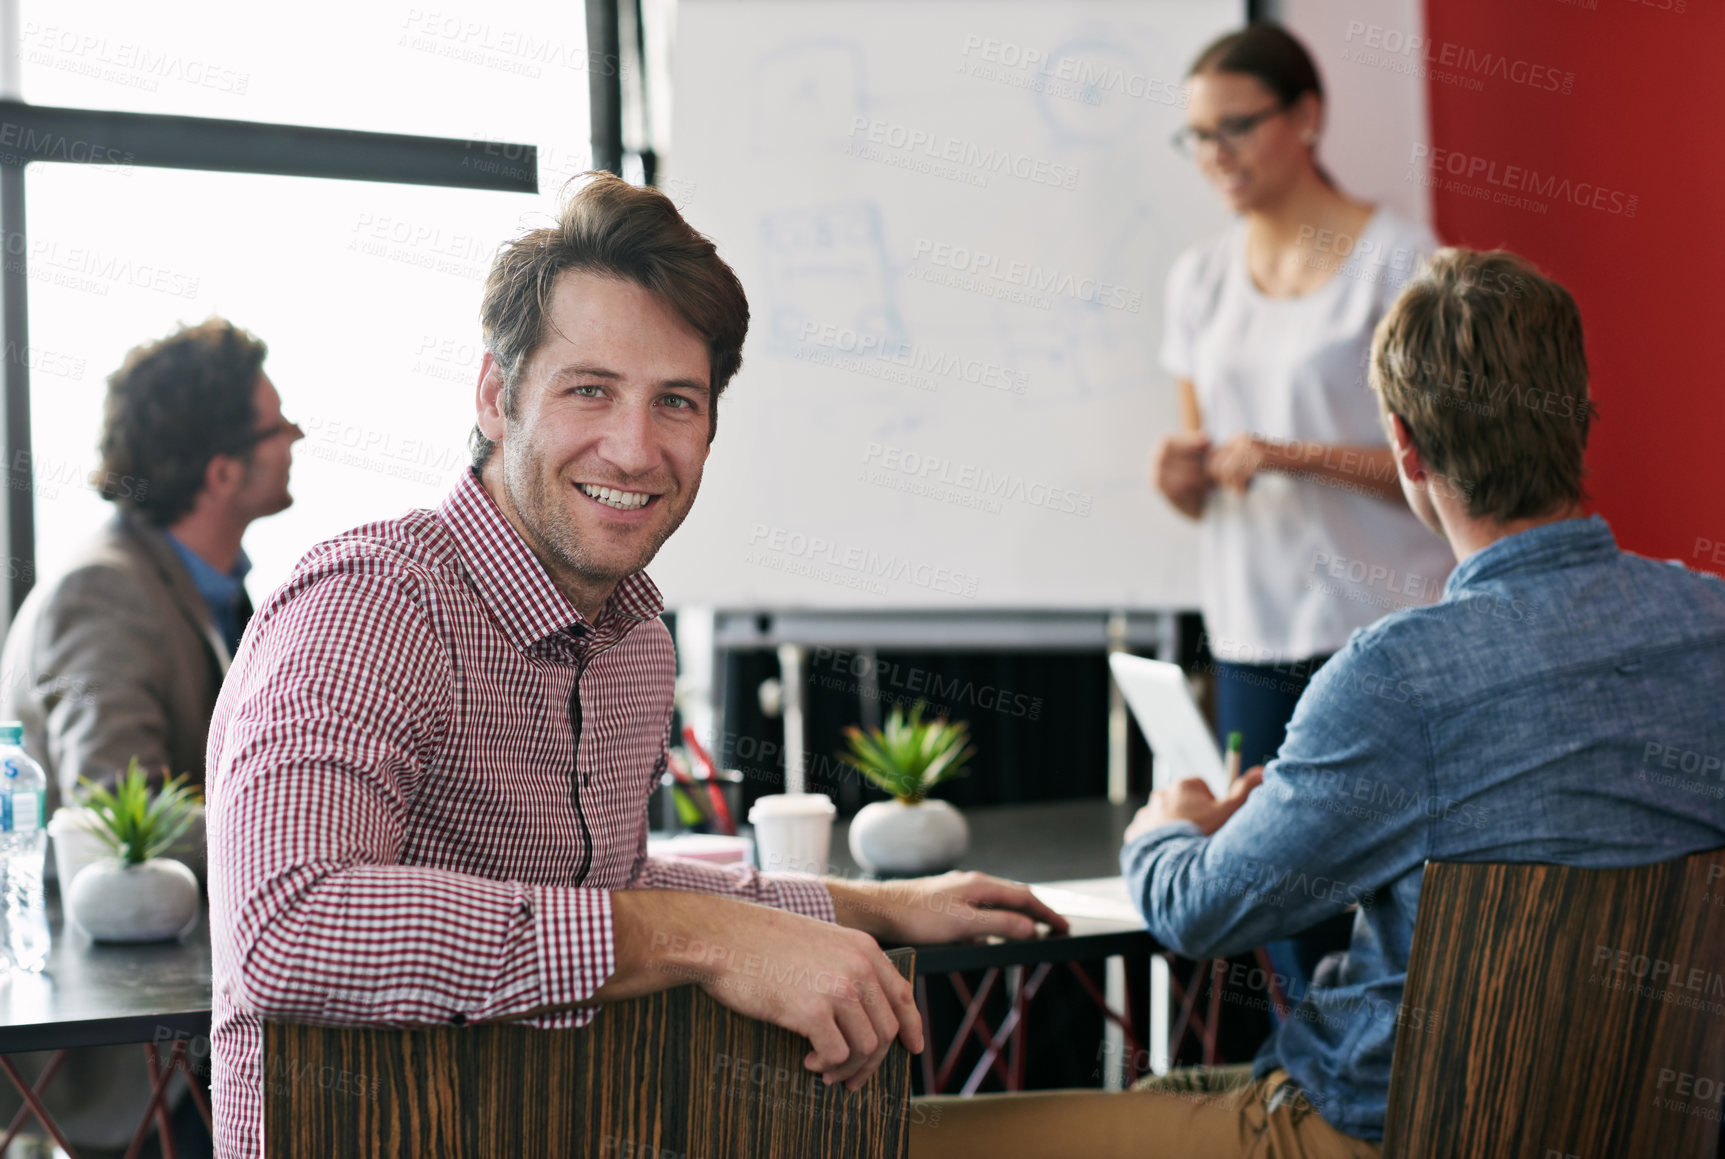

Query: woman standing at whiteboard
<box><xmin>1149</xmin><ymin>24</ymin><xmax>1453</xmax><ymax>986</ymax></box>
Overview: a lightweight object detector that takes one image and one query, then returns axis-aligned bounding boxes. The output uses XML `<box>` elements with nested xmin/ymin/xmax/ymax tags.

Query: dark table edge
<box><xmin>0</xmin><ymin>933</ymin><xmax>1152</xmax><ymax>1053</ymax></box>
<box><xmin>0</xmin><ymin>1010</ymin><xmax>211</xmax><ymax>1054</ymax></box>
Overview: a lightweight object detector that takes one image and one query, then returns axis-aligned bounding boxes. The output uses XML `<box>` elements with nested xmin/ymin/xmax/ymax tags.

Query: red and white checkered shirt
<box><xmin>206</xmin><ymin>470</ymin><xmax>834</xmax><ymax>1159</ymax></box>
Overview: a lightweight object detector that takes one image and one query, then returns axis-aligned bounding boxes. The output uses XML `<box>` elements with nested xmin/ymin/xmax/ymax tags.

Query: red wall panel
<box><xmin>1422</xmin><ymin>0</ymin><xmax>1725</xmax><ymax>575</ymax></box>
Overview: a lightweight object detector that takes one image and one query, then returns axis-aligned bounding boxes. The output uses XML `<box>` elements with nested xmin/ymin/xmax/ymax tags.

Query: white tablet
<box><xmin>1108</xmin><ymin>654</ymin><xmax>1227</xmax><ymax>794</ymax></box>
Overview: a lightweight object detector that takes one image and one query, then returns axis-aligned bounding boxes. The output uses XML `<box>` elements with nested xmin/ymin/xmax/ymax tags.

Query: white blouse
<box><xmin>1161</xmin><ymin>208</ymin><xmax>1456</xmax><ymax>664</ymax></box>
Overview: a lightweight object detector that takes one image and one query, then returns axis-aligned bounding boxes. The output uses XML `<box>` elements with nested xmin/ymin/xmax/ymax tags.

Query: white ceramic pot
<box><xmin>848</xmin><ymin>798</ymin><xmax>969</xmax><ymax>876</ymax></box>
<box><xmin>67</xmin><ymin>857</ymin><xmax>200</xmax><ymax>942</ymax></box>
<box><xmin>50</xmin><ymin>805</ymin><xmax>207</xmax><ymax>887</ymax></box>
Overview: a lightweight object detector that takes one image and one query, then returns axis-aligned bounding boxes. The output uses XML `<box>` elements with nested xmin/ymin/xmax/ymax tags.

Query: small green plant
<box><xmin>79</xmin><ymin>759</ymin><xmax>201</xmax><ymax>867</ymax></box>
<box><xmin>838</xmin><ymin>703</ymin><xmax>975</xmax><ymax>804</ymax></box>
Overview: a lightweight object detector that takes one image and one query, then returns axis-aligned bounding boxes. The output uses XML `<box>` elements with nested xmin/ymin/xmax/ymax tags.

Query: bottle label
<box><xmin>2</xmin><ymin>790</ymin><xmax>40</xmax><ymax>833</ymax></box>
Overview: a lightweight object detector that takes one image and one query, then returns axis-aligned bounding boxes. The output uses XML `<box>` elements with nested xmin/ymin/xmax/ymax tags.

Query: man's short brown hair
<box><xmin>471</xmin><ymin>172</ymin><xmax>749</xmax><ymax>467</ymax></box>
<box><xmin>1369</xmin><ymin>248</ymin><xmax>1595</xmax><ymax>522</ymax></box>
<box><xmin>96</xmin><ymin>318</ymin><xmax>268</xmax><ymax>526</ymax></box>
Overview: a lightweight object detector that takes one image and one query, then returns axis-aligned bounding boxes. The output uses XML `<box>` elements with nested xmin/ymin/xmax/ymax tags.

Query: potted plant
<box><xmin>839</xmin><ymin>703</ymin><xmax>974</xmax><ymax>876</ymax></box>
<box><xmin>66</xmin><ymin>760</ymin><xmax>202</xmax><ymax>942</ymax></box>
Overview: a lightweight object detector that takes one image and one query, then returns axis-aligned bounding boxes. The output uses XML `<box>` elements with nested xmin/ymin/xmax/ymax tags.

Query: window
<box><xmin>19</xmin><ymin>0</ymin><xmax>598</xmax><ymax>593</ymax></box>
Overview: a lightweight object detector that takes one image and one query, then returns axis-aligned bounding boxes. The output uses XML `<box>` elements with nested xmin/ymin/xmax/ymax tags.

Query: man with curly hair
<box><xmin>0</xmin><ymin>317</ymin><xmax>301</xmax><ymax>811</ymax></box>
<box><xmin>0</xmin><ymin>318</ymin><xmax>298</xmax><ymax>1157</ymax></box>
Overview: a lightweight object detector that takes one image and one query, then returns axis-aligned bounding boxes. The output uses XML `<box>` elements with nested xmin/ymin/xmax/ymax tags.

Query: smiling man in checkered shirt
<box><xmin>204</xmin><ymin>172</ymin><xmax>1064</xmax><ymax>1157</ymax></box>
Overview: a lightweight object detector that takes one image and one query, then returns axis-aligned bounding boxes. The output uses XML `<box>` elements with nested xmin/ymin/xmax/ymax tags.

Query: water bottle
<box><xmin>0</xmin><ymin>721</ymin><xmax>49</xmax><ymax>973</ymax></box>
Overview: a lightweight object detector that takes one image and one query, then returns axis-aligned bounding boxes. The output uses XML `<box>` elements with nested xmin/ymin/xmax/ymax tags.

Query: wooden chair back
<box><xmin>1384</xmin><ymin>850</ymin><xmax>1725</xmax><ymax>1158</ymax></box>
<box><xmin>263</xmin><ymin>947</ymin><xmax>915</xmax><ymax>1158</ymax></box>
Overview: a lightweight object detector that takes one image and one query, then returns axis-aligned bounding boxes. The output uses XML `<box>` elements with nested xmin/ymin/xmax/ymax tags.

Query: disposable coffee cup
<box><xmin>748</xmin><ymin>793</ymin><xmax>836</xmax><ymax>876</ymax></box>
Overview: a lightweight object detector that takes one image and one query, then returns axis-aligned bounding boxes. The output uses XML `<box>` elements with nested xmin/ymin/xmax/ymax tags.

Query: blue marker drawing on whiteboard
<box><xmin>750</xmin><ymin>39</ymin><xmax>869</xmax><ymax>156</ymax></box>
<box><xmin>1028</xmin><ymin>33</ymin><xmax>1183</xmax><ymax>145</ymax></box>
<box><xmin>761</xmin><ymin>200</ymin><xmax>907</xmax><ymax>362</ymax></box>
<box><xmin>989</xmin><ymin>309</ymin><xmax>1086</xmax><ymax>401</ymax></box>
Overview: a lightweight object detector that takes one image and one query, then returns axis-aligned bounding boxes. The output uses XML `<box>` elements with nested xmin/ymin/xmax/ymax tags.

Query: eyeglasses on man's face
<box><xmin>1171</xmin><ymin>102</ymin><xmax>1289</xmax><ymax>158</ymax></box>
<box><xmin>231</xmin><ymin>418</ymin><xmax>305</xmax><ymax>453</ymax></box>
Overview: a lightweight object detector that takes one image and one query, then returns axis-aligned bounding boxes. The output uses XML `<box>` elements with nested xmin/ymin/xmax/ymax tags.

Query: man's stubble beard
<box><xmin>505</xmin><ymin>437</ymin><xmax>701</xmax><ymax>589</ymax></box>
<box><xmin>237</xmin><ymin>457</ymin><xmax>294</xmax><ymax>521</ymax></box>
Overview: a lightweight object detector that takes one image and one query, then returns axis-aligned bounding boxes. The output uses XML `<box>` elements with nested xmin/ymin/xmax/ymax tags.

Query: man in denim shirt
<box><xmin>910</xmin><ymin>250</ymin><xmax>1725</xmax><ymax>1157</ymax></box>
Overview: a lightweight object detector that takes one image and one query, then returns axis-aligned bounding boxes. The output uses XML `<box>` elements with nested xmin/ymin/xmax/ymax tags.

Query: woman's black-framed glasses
<box><xmin>1171</xmin><ymin>102</ymin><xmax>1289</xmax><ymax>158</ymax></box>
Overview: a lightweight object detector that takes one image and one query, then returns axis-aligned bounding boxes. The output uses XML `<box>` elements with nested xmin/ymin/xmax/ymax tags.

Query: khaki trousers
<box><xmin>909</xmin><ymin>1065</ymin><xmax>1381</xmax><ymax>1159</ymax></box>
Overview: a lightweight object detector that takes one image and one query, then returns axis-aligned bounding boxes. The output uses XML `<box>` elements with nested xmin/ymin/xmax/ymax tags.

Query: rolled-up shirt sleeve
<box><xmin>629</xmin><ymin>855</ymin><xmax>836</xmax><ymax>923</ymax></box>
<box><xmin>1120</xmin><ymin>636</ymin><xmax>1432</xmax><ymax>959</ymax></box>
<box><xmin>622</xmin><ymin>744</ymin><xmax>835</xmax><ymax>923</ymax></box>
<box><xmin>210</xmin><ymin>571</ymin><xmax>618</xmax><ymax>1027</ymax></box>
<box><xmin>627</xmin><ymin>858</ymin><xmax>834</xmax><ymax>924</ymax></box>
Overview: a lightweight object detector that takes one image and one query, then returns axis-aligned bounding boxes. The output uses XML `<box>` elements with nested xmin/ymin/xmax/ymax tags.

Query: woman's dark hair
<box><xmin>1189</xmin><ymin>23</ymin><xmax>1333</xmax><ymax>186</ymax></box>
<box><xmin>95</xmin><ymin>318</ymin><xmax>268</xmax><ymax>526</ymax></box>
<box><xmin>1189</xmin><ymin>22</ymin><xmax>1325</xmax><ymax>107</ymax></box>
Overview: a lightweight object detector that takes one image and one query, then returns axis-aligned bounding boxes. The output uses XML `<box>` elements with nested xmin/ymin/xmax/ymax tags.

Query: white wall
<box><xmin>1280</xmin><ymin>0</ymin><xmax>1433</xmax><ymax>226</ymax></box>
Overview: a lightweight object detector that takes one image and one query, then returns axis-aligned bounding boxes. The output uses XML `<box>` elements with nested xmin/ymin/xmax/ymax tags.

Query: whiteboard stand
<box><xmin>778</xmin><ymin>642</ymin><xmax>807</xmax><ymax>796</ymax></box>
<box><xmin>1103</xmin><ymin>611</ymin><xmax>1129</xmax><ymax>1088</ymax></box>
<box><xmin>674</xmin><ymin>607</ymin><xmax>720</xmax><ymax>772</ymax></box>
<box><xmin>1106</xmin><ymin>611</ymin><xmax>1131</xmax><ymax>805</ymax></box>
<box><xmin>1152</xmin><ymin>610</ymin><xmax>1185</xmax><ymax>1077</ymax></box>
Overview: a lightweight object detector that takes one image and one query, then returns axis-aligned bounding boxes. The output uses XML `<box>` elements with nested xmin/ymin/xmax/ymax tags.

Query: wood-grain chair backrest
<box><xmin>263</xmin><ymin>947</ymin><xmax>915</xmax><ymax>1158</ymax></box>
<box><xmin>1383</xmin><ymin>850</ymin><xmax>1725</xmax><ymax>1159</ymax></box>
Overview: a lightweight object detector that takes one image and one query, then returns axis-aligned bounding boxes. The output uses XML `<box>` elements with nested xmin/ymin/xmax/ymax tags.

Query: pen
<box><xmin>667</xmin><ymin>749</ymin><xmax>714</xmax><ymax>829</ymax></box>
<box><xmin>671</xmin><ymin>784</ymin><xmax>707</xmax><ymax>828</ymax></box>
<box><xmin>1226</xmin><ymin>731</ymin><xmax>1243</xmax><ymax>785</ymax></box>
<box><xmin>682</xmin><ymin>725</ymin><xmax>736</xmax><ymax>835</ymax></box>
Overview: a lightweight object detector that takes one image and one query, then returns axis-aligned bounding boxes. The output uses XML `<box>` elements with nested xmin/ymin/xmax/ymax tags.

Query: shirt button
<box><xmin>450</xmin><ymin>1012</ymin><xmax>468</xmax><ymax>1026</ymax></box>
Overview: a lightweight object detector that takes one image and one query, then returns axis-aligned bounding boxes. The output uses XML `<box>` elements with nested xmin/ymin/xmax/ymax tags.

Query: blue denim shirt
<box><xmin>1122</xmin><ymin>516</ymin><xmax>1725</xmax><ymax>1141</ymax></box>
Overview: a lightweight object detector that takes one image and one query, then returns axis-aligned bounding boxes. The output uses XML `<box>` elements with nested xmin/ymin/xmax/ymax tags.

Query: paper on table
<box><xmin>647</xmin><ymin>832</ymin><xmax>754</xmax><ymax>865</ymax></box>
<box><xmin>1030</xmin><ymin>877</ymin><xmax>1143</xmax><ymax>925</ymax></box>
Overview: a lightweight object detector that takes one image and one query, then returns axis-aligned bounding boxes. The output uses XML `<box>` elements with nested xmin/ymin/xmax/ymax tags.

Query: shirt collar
<box><xmin>165</xmin><ymin>533</ymin><xmax>251</xmax><ymax>612</ymax></box>
<box><xmin>436</xmin><ymin>469</ymin><xmax>664</xmax><ymax>652</ymax></box>
<box><xmin>1443</xmin><ymin>514</ymin><xmax>1617</xmax><ymax>596</ymax></box>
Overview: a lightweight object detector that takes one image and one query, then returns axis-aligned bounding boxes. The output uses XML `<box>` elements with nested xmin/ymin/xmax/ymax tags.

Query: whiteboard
<box><xmin>651</xmin><ymin>0</ymin><xmax>1240</xmax><ymax>610</ymax></box>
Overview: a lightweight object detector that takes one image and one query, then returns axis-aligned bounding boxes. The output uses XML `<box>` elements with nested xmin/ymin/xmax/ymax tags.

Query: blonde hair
<box><xmin>1370</xmin><ymin>248</ymin><xmax>1594</xmax><ymax>521</ymax></box>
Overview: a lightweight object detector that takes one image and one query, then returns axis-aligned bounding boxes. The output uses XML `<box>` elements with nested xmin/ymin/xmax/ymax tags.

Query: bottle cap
<box><xmin>0</xmin><ymin>722</ymin><xmax>21</xmax><ymax>746</ymax></box>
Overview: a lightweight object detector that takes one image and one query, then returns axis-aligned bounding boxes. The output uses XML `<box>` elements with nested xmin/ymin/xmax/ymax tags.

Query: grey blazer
<box><xmin>0</xmin><ymin>509</ymin><xmax>238</xmax><ymax>810</ymax></box>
